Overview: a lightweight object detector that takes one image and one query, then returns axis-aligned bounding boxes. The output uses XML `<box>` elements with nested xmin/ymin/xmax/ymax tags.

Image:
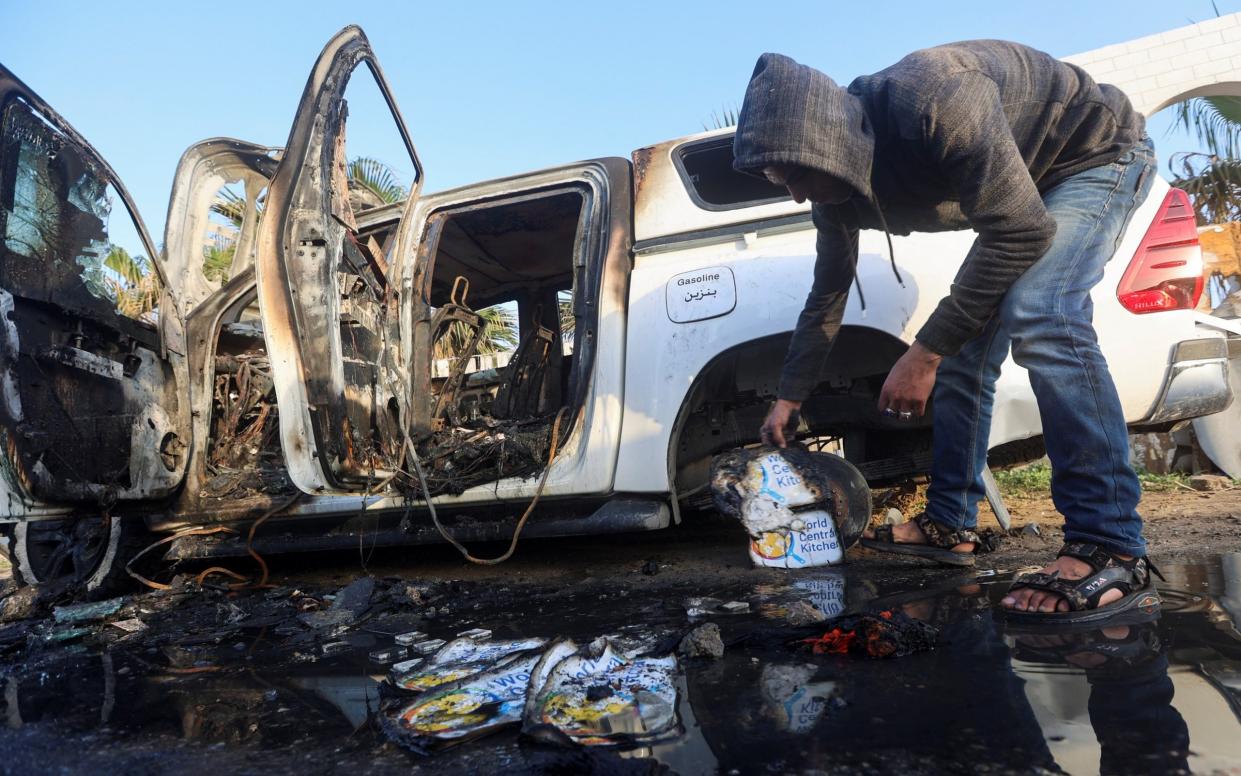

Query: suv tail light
<box><xmin>1117</xmin><ymin>188</ymin><xmax>1203</xmax><ymax>314</ymax></box>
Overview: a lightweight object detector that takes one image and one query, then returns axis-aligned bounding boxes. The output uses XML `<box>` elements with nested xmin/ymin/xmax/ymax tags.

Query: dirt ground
<box><xmin>1</xmin><ymin>485</ymin><xmax>1240</xmax><ymax>775</ymax></box>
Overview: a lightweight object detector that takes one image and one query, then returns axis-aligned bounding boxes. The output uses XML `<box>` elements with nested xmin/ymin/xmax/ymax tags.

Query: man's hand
<box><xmin>878</xmin><ymin>341</ymin><xmax>943</xmax><ymax>418</ymax></box>
<box><xmin>760</xmin><ymin>398</ymin><xmax>802</xmax><ymax>448</ymax></box>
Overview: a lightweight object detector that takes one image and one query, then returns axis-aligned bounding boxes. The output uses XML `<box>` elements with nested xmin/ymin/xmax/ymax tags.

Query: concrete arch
<box><xmin>1064</xmin><ymin>13</ymin><xmax>1241</xmax><ymax>117</ymax></box>
<box><xmin>1143</xmin><ymin>81</ymin><xmax>1241</xmax><ymax>116</ymax></box>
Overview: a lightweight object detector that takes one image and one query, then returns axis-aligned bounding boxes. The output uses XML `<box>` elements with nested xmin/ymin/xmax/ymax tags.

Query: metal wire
<box><xmin>403</xmin><ymin>407</ymin><xmax>567</xmax><ymax>565</ymax></box>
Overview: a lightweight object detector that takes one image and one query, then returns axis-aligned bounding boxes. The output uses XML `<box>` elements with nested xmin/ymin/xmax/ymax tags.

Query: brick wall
<box><xmin>1064</xmin><ymin>13</ymin><xmax>1241</xmax><ymax>116</ymax></box>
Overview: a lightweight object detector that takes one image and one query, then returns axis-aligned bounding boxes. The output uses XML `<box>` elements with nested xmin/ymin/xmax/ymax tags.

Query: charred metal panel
<box><xmin>631</xmin><ymin>129</ymin><xmax>806</xmax><ymax>244</ymax></box>
<box><xmin>0</xmin><ymin>74</ymin><xmax>187</xmax><ymax>507</ymax></box>
<box><xmin>161</xmin><ymin>139</ymin><xmax>279</xmax><ymax>311</ymax></box>
<box><xmin>172</xmin><ymin>272</ymin><xmax>293</xmax><ymax>521</ymax></box>
<box><xmin>255</xmin><ymin>26</ymin><xmax>423</xmax><ymax>495</ymax></box>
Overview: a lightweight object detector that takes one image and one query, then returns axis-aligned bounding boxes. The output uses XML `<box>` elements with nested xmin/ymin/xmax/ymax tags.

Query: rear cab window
<box><xmin>673</xmin><ymin>135</ymin><xmax>789</xmax><ymax>211</ymax></box>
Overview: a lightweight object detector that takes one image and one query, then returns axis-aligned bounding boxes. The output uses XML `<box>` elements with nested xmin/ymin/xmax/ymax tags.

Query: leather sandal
<box><xmin>860</xmin><ymin>512</ymin><xmax>979</xmax><ymax>567</ymax></box>
<box><xmin>1001</xmin><ymin>541</ymin><xmax>1163</xmax><ymax>628</ymax></box>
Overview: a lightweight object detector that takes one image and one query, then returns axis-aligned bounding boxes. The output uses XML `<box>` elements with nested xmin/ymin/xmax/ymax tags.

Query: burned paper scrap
<box><xmin>383</xmin><ymin>650</ymin><xmax>543</xmax><ymax>753</ymax></box>
<box><xmin>524</xmin><ymin>638</ymin><xmax>681</xmax><ymax>747</ymax></box>
<box><xmin>381</xmin><ymin>635</ymin><xmax>680</xmax><ymax>753</ymax></box>
<box><xmin>391</xmin><ymin>636</ymin><xmax>548</xmax><ymax>692</ymax></box>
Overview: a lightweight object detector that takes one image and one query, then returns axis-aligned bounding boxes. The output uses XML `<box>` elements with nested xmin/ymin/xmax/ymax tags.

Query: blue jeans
<box><xmin>925</xmin><ymin>137</ymin><xmax>1157</xmax><ymax>557</ymax></box>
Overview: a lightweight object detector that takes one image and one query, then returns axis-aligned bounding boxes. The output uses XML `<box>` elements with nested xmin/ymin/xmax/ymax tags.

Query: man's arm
<box><xmin>761</xmin><ymin>212</ymin><xmax>857</xmax><ymax>446</ymax></box>
<box><xmin>914</xmin><ymin>72</ymin><xmax>1059</xmax><ymax>357</ymax></box>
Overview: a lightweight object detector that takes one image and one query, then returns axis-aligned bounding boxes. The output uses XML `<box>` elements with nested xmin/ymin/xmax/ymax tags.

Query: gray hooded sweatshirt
<box><xmin>733</xmin><ymin>40</ymin><xmax>1144</xmax><ymax>402</ymax></box>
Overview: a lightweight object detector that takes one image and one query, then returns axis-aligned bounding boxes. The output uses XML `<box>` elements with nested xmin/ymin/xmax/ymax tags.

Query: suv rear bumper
<box><xmin>1143</xmin><ymin>337</ymin><xmax>1236</xmax><ymax>424</ymax></box>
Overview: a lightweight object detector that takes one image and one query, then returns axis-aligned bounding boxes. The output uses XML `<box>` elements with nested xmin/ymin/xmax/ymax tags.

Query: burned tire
<box><xmin>0</xmin><ymin>516</ymin><xmax>146</xmax><ymax>598</ymax></box>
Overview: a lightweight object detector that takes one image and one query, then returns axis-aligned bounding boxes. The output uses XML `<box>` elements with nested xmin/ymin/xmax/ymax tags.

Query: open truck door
<box><xmin>0</xmin><ymin>66</ymin><xmax>190</xmax><ymax>508</ymax></box>
<box><xmin>0</xmin><ymin>65</ymin><xmax>191</xmax><ymax>592</ymax></box>
<box><xmin>255</xmin><ymin>26</ymin><xmax>423</xmax><ymax>495</ymax></box>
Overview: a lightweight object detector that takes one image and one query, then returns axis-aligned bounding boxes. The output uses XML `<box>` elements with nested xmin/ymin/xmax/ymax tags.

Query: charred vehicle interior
<box><xmin>411</xmin><ymin>187</ymin><xmax>587</xmax><ymax>496</ymax></box>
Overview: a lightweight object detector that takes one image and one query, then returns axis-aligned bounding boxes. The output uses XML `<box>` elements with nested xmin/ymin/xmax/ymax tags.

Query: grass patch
<box><xmin>1138</xmin><ymin>471</ymin><xmax>1195</xmax><ymax>492</ymax></box>
<box><xmin>992</xmin><ymin>461</ymin><xmax>1197</xmax><ymax>495</ymax></box>
<box><xmin>992</xmin><ymin>462</ymin><xmax>1051</xmax><ymax>495</ymax></box>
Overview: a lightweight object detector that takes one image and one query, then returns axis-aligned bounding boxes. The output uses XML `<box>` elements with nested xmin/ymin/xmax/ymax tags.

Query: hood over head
<box><xmin>732</xmin><ymin>53</ymin><xmax>875</xmax><ymax>202</ymax></box>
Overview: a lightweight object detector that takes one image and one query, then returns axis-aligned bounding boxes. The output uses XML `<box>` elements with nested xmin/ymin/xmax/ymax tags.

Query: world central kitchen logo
<box><xmin>762</xmin><ymin>454</ymin><xmax>803</xmax><ymax>494</ymax></box>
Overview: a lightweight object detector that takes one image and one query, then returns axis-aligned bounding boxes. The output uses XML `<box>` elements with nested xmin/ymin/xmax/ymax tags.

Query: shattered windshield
<box><xmin>1</xmin><ymin>98</ymin><xmax>159</xmax><ymax>326</ymax></box>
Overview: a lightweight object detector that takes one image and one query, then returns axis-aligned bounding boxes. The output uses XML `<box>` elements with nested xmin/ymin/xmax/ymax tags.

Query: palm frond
<box><xmin>347</xmin><ymin>157</ymin><xmax>406</xmax><ymax>204</ymax></box>
<box><xmin>703</xmin><ymin>105</ymin><xmax>739</xmax><ymax>132</ymax></box>
<box><xmin>103</xmin><ymin>246</ymin><xmax>159</xmax><ymax>322</ymax></box>
<box><xmin>210</xmin><ymin>188</ymin><xmax>249</xmax><ymax>228</ymax></box>
<box><xmin>1169</xmin><ymin>151</ymin><xmax>1241</xmax><ymax>224</ymax></box>
<box><xmin>557</xmin><ymin>291</ymin><xmax>575</xmax><ymax>341</ymax></box>
<box><xmin>432</xmin><ymin>304</ymin><xmax>519</xmax><ymax>360</ymax></box>
<box><xmin>1172</xmin><ymin>96</ymin><xmax>1241</xmax><ymax>159</ymax></box>
<box><xmin>203</xmin><ymin>244</ymin><xmax>236</xmax><ymax>283</ymax></box>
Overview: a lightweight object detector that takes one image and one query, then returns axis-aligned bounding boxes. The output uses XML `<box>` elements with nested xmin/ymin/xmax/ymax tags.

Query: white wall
<box><xmin>1065</xmin><ymin>13</ymin><xmax>1241</xmax><ymax>116</ymax></box>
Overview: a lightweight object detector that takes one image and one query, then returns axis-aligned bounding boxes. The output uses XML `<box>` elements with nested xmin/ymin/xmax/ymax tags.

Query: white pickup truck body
<box><xmin>0</xmin><ymin>27</ymin><xmax>1235</xmax><ymax>593</ymax></box>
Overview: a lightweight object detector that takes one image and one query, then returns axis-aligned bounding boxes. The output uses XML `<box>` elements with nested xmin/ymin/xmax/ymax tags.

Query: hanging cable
<box><xmin>403</xmin><ymin>406</ymin><xmax>567</xmax><ymax>565</ymax></box>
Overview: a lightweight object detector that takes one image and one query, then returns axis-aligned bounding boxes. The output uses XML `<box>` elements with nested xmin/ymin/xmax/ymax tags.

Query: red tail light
<box><xmin>1117</xmin><ymin>188</ymin><xmax>1203</xmax><ymax>314</ymax></box>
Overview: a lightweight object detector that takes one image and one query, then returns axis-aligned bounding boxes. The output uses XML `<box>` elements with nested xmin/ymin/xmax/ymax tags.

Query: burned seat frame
<box><xmin>492</xmin><ymin>303</ymin><xmax>561</xmax><ymax>420</ymax></box>
<box><xmin>429</xmin><ymin>276</ymin><xmax>485</xmax><ymax>429</ymax></box>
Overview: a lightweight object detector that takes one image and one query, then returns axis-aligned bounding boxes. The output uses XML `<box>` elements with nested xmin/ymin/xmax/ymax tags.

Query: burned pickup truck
<box><xmin>0</xmin><ymin>27</ymin><xmax>1236</xmax><ymax>594</ymax></box>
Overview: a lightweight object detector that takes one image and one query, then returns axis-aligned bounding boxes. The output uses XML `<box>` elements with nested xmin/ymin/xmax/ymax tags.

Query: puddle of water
<box><xmin>7</xmin><ymin>556</ymin><xmax>1241</xmax><ymax>772</ymax></box>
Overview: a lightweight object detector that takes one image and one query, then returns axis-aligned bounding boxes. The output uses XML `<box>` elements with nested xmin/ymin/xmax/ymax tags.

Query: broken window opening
<box><xmin>675</xmin><ymin>135</ymin><xmax>789</xmax><ymax>211</ymax></box>
<box><xmin>204</xmin><ymin>180</ymin><xmax>267</xmax><ymax>290</ymax></box>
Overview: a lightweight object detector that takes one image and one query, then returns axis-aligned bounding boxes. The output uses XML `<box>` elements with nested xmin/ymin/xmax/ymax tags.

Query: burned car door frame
<box><xmin>255</xmin><ymin>26</ymin><xmax>423</xmax><ymax>495</ymax></box>
<box><xmin>0</xmin><ymin>64</ymin><xmax>189</xmax><ymax>515</ymax></box>
<box><xmin>401</xmin><ymin>159</ymin><xmax>632</xmax><ymax>502</ymax></box>
<box><xmin>159</xmin><ymin>140</ymin><xmax>286</xmax><ymax>522</ymax></box>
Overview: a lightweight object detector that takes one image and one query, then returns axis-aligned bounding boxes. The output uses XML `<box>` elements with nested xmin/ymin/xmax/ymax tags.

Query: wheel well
<box><xmin>669</xmin><ymin>326</ymin><xmax>909</xmax><ymax>496</ymax></box>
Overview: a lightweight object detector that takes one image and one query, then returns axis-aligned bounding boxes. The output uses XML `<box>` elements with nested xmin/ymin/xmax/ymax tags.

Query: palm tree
<box><xmin>210</xmin><ymin>188</ymin><xmax>249</xmax><ymax>228</ymax></box>
<box><xmin>1172</xmin><ymin>96</ymin><xmax>1241</xmax><ymax>161</ymax></box>
<box><xmin>557</xmin><ymin>291</ymin><xmax>575</xmax><ymax>342</ymax></box>
<box><xmin>203</xmin><ymin>243</ymin><xmax>236</xmax><ymax>283</ymax></box>
<box><xmin>1168</xmin><ymin>97</ymin><xmax>1241</xmax><ymax>224</ymax></box>
<box><xmin>703</xmin><ymin>105</ymin><xmax>739</xmax><ymax>132</ymax></box>
<box><xmin>1169</xmin><ymin>151</ymin><xmax>1241</xmax><ymax>225</ymax></box>
<box><xmin>103</xmin><ymin>246</ymin><xmax>159</xmax><ymax>323</ymax></box>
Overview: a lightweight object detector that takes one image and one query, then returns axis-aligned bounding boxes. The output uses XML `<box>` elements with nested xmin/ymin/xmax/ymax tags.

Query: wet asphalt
<box><xmin>1</xmin><ymin>516</ymin><xmax>1240</xmax><ymax>774</ymax></box>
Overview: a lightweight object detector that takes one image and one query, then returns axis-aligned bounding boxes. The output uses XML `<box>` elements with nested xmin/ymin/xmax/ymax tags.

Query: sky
<box><xmin>4</xmin><ymin>0</ymin><xmax>1236</xmax><ymax>240</ymax></box>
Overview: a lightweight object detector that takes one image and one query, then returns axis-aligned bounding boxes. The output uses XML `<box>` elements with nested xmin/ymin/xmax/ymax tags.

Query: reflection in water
<box><xmin>1012</xmin><ymin>621</ymin><xmax>1189</xmax><ymax>774</ymax></box>
<box><xmin>10</xmin><ymin>558</ymin><xmax>1241</xmax><ymax>772</ymax></box>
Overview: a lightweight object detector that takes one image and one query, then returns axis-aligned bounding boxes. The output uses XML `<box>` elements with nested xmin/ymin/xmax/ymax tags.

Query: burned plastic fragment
<box><xmin>711</xmin><ymin>446</ymin><xmax>871</xmax><ymax>568</ymax></box>
<box><xmin>370</xmin><ymin>646</ymin><xmax>408</xmax><ymax>664</ymax></box>
<box><xmin>411</xmin><ymin>638</ymin><xmax>447</xmax><ymax>655</ymax></box>
<box><xmin>797</xmin><ymin>610</ymin><xmax>938</xmax><ymax>659</ymax></box>
<box><xmin>394</xmin><ymin>630</ymin><xmax>428</xmax><ymax>646</ymax></box>
<box><xmin>52</xmin><ymin>597</ymin><xmax>123</xmax><ymax>624</ymax></box>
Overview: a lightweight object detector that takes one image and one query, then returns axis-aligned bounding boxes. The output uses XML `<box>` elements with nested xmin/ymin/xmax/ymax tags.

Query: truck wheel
<box><xmin>1</xmin><ymin>516</ymin><xmax>145</xmax><ymax>598</ymax></box>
